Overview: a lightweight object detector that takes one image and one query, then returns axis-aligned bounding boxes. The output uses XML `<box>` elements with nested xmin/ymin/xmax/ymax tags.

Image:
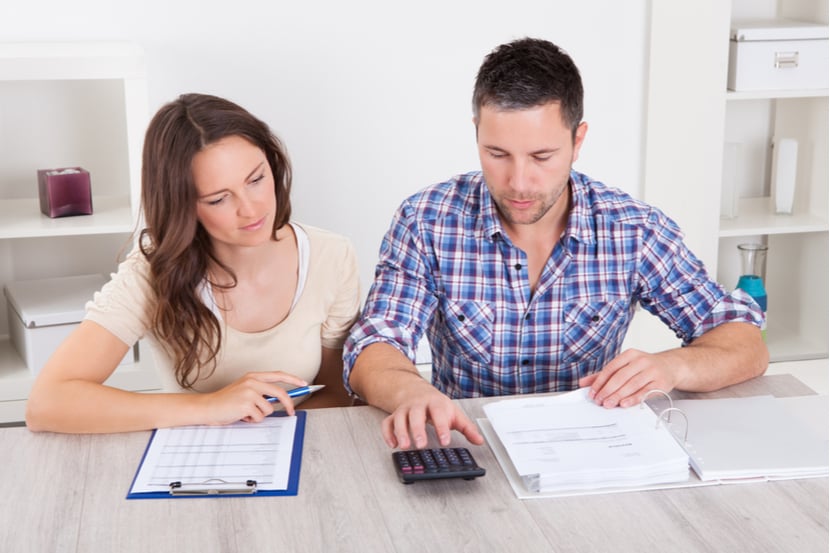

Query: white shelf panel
<box><xmin>766</xmin><ymin>325</ymin><xmax>829</xmax><ymax>363</ymax></box>
<box><xmin>726</xmin><ymin>88</ymin><xmax>829</xmax><ymax>101</ymax></box>
<box><xmin>0</xmin><ymin>336</ymin><xmax>161</xmax><ymax>405</ymax></box>
<box><xmin>0</xmin><ymin>42</ymin><xmax>145</xmax><ymax>81</ymax></box>
<box><xmin>0</xmin><ymin>195</ymin><xmax>136</xmax><ymax>239</ymax></box>
<box><xmin>719</xmin><ymin>197</ymin><xmax>829</xmax><ymax>237</ymax></box>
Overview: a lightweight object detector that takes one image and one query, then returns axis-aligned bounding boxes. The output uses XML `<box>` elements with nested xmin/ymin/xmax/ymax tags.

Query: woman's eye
<box><xmin>207</xmin><ymin>196</ymin><xmax>226</xmax><ymax>206</ymax></box>
<box><xmin>250</xmin><ymin>173</ymin><xmax>266</xmax><ymax>185</ymax></box>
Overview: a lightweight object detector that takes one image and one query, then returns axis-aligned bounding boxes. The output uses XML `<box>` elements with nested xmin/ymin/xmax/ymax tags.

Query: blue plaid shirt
<box><xmin>344</xmin><ymin>170</ymin><xmax>763</xmax><ymax>399</ymax></box>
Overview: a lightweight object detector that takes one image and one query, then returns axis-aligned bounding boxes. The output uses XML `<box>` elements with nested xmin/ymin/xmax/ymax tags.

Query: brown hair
<box><xmin>139</xmin><ymin>93</ymin><xmax>292</xmax><ymax>388</ymax></box>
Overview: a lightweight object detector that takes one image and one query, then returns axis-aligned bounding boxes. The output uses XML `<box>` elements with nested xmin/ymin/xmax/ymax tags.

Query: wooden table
<box><xmin>0</xmin><ymin>375</ymin><xmax>826</xmax><ymax>553</ymax></box>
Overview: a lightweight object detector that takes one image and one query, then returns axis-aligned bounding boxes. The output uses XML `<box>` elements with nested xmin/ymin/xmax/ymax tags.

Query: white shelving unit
<box><xmin>717</xmin><ymin>0</ymin><xmax>829</xmax><ymax>363</ymax></box>
<box><xmin>0</xmin><ymin>42</ymin><xmax>161</xmax><ymax>424</ymax></box>
<box><xmin>635</xmin><ymin>1</ymin><xmax>828</xmax><ymax>379</ymax></box>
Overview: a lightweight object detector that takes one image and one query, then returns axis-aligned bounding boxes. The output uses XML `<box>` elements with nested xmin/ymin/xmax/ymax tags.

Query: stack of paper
<box><xmin>482</xmin><ymin>388</ymin><xmax>690</xmax><ymax>494</ymax></box>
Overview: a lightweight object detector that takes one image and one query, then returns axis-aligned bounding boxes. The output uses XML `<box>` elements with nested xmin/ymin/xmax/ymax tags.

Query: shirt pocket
<box><xmin>441</xmin><ymin>300</ymin><xmax>494</xmax><ymax>365</ymax></box>
<box><xmin>562</xmin><ymin>300</ymin><xmax>630</xmax><ymax>363</ymax></box>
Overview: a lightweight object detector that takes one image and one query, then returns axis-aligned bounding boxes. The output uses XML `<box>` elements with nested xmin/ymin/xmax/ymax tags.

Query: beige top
<box><xmin>85</xmin><ymin>223</ymin><xmax>361</xmax><ymax>394</ymax></box>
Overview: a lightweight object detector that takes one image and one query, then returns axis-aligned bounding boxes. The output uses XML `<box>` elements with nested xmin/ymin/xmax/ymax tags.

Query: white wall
<box><xmin>1</xmin><ymin>0</ymin><xmax>648</xmax><ymax>299</ymax></box>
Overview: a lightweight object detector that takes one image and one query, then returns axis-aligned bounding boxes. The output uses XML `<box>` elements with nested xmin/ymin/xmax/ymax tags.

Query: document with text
<box><xmin>482</xmin><ymin>388</ymin><xmax>690</xmax><ymax>495</ymax></box>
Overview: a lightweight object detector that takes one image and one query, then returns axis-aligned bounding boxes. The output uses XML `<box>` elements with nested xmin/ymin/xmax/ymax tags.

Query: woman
<box><xmin>25</xmin><ymin>93</ymin><xmax>361</xmax><ymax>433</ymax></box>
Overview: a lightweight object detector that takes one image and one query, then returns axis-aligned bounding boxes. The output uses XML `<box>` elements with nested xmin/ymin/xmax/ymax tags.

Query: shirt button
<box><xmin>524</xmin><ymin>313</ymin><xmax>530</xmax><ymax>321</ymax></box>
<box><xmin>591</xmin><ymin>315</ymin><xmax>600</xmax><ymax>322</ymax></box>
<box><xmin>521</xmin><ymin>359</ymin><xmax>530</xmax><ymax>366</ymax></box>
<box><xmin>514</xmin><ymin>263</ymin><xmax>522</xmax><ymax>270</ymax></box>
<box><xmin>457</xmin><ymin>315</ymin><xmax>465</xmax><ymax>322</ymax></box>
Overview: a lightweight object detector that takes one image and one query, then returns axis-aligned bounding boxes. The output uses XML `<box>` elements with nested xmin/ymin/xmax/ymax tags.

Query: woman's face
<box><xmin>192</xmin><ymin>135</ymin><xmax>277</xmax><ymax>251</ymax></box>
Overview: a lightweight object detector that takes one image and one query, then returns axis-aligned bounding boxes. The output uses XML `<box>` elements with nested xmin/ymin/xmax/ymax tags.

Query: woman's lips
<box><xmin>241</xmin><ymin>216</ymin><xmax>266</xmax><ymax>231</ymax></box>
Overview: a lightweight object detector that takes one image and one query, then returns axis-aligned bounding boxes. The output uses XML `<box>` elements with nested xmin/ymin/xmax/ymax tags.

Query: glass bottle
<box><xmin>736</xmin><ymin>243</ymin><xmax>768</xmax><ymax>340</ymax></box>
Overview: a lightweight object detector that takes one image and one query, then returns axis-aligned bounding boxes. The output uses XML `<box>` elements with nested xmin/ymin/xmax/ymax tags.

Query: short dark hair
<box><xmin>473</xmin><ymin>38</ymin><xmax>584</xmax><ymax>136</ymax></box>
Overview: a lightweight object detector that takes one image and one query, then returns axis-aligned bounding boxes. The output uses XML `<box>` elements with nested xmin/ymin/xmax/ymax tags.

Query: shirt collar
<box><xmin>478</xmin><ymin>181</ymin><xmax>503</xmax><ymax>241</ymax></box>
<box><xmin>565</xmin><ymin>170</ymin><xmax>597</xmax><ymax>245</ymax></box>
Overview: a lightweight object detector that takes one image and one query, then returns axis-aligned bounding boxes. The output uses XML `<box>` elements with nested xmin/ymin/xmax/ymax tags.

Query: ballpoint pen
<box><xmin>265</xmin><ymin>384</ymin><xmax>325</xmax><ymax>403</ymax></box>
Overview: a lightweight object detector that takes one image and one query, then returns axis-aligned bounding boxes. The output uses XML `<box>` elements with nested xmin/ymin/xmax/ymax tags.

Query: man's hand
<box><xmin>381</xmin><ymin>382</ymin><xmax>484</xmax><ymax>449</ymax></box>
<box><xmin>350</xmin><ymin>342</ymin><xmax>485</xmax><ymax>448</ymax></box>
<box><xmin>578</xmin><ymin>348</ymin><xmax>683</xmax><ymax>408</ymax></box>
<box><xmin>579</xmin><ymin>323</ymin><xmax>768</xmax><ymax>408</ymax></box>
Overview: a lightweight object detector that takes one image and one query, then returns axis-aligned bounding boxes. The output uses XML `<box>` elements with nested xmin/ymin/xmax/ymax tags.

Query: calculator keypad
<box><xmin>393</xmin><ymin>447</ymin><xmax>486</xmax><ymax>483</ymax></box>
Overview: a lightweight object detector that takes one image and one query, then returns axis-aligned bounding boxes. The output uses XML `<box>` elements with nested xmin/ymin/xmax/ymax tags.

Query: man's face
<box><xmin>476</xmin><ymin>102</ymin><xmax>586</xmax><ymax>232</ymax></box>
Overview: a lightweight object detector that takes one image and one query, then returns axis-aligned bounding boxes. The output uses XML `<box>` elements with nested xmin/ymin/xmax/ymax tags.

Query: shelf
<box><xmin>719</xmin><ymin>197</ymin><xmax>829</xmax><ymax>237</ymax></box>
<box><xmin>726</xmin><ymin>88</ymin><xmax>829</xmax><ymax>101</ymax></box>
<box><xmin>0</xmin><ymin>195</ymin><xmax>136</xmax><ymax>239</ymax></box>
<box><xmin>766</xmin><ymin>325</ymin><xmax>829</xmax><ymax>363</ymax></box>
<box><xmin>0</xmin><ymin>41</ymin><xmax>150</xmax><ymax>425</ymax></box>
<box><xmin>0</xmin><ymin>336</ymin><xmax>161</xmax><ymax>421</ymax></box>
<box><xmin>0</xmin><ymin>42</ymin><xmax>145</xmax><ymax>81</ymax></box>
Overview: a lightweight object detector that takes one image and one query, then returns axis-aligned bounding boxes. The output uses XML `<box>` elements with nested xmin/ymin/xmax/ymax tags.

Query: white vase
<box><xmin>772</xmin><ymin>138</ymin><xmax>798</xmax><ymax>215</ymax></box>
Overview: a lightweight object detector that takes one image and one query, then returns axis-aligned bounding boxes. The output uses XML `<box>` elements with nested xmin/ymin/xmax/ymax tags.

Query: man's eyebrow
<box><xmin>482</xmin><ymin>145</ymin><xmax>558</xmax><ymax>155</ymax></box>
<box><xmin>483</xmin><ymin>144</ymin><xmax>508</xmax><ymax>152</ymax></box>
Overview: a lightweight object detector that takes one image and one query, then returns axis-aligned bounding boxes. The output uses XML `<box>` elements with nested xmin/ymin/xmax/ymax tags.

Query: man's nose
<box><xmin>508</xmin><ymin>160</ymin><xmax>531</xmax><ymax>192</ymax></box>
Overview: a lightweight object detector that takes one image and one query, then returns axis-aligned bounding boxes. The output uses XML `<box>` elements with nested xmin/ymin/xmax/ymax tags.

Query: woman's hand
<box><xmin>201</xmin><ymin>371</ymin><xmax>308</xmax><ymax>425</ymax></box>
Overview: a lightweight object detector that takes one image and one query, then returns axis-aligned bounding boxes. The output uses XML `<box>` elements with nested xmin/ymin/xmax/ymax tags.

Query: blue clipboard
<box><xmin>126</xmin><ymin>410</ymin><xmax>306</xmax><ymax>499</ymax></box>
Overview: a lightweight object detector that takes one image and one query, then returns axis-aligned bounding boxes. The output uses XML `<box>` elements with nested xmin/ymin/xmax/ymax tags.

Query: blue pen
<box><xmin>266</xmin><ymin>384</ymin><xmax>325</xmax><ymax>403</ymax></box>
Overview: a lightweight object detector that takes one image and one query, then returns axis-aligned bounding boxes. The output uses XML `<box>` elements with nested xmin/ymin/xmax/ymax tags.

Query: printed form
<box><xmin>129</xmin><ymin>416</ymin><xmax>298</xmax><ymax>495</ymax></box>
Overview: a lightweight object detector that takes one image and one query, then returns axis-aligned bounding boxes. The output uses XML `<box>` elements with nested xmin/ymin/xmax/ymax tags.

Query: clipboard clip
<box><xmin>169</xmin><ymin>479</ymin><xmax>258</xmax><ymax>496</ymax></box>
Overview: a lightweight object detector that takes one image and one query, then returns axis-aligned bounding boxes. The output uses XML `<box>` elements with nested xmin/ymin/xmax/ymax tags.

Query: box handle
<box><xmin>774</xmin><ymin>51</ymin><xmax>799</xmax><ymax>69</ymax></box>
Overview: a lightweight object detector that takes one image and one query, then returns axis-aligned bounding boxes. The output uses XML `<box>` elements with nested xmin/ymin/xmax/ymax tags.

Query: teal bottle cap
<box><xmin>736</xmin><ymin>275</ymin><xmax>767</xmax><ymax>311</ymax></box>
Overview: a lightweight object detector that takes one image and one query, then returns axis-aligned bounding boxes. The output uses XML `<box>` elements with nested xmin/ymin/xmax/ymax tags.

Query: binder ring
<box><xmin>656</xmin><ymin>407</ymin><xmax>689</xmax><ymax>444</ymax></box>
<box><xmin>641</xmin><ymin>389</ymin><xmax>674</xmax><ymax>420</ymax></box>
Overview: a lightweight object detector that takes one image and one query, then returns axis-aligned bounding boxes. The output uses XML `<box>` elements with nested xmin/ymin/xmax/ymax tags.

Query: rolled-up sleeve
<box><xmin>636</xmin><ymin>207</ymin><xmax>764</xmax><ymax>344</ymax></box>
<box><xmin>342</xmin><ymin>199</ymin><xmax>438</xmax><ymax>395</ymax></box>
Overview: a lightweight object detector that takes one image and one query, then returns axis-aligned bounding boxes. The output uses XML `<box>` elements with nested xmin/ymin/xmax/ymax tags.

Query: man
<box><xmin>343</xmin><ymin>37</ymin><xmax>767</xmax><ymax>450</ymax></box>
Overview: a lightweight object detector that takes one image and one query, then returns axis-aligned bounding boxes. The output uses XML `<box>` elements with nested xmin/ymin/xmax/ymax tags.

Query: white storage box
<box><xmin>4</xmin><ymin>274</ymin><xmax>136</xmax><ymax>375</ymax></box>
<box><xmin>728</xmin><ymin>19</ymin><xmax>829</xmax><ymax>91</ymax></box>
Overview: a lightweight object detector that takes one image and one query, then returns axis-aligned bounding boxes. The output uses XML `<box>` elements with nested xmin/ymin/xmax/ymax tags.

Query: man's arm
<box><xmin>349</xmin><ymin>342</ymin><xmax>484</xmax><ymax>448</ymax></box>
<box><xmin>579</xmin><ymin>321</ymin><xmax>768</xmax><ymax>408</ymax></box>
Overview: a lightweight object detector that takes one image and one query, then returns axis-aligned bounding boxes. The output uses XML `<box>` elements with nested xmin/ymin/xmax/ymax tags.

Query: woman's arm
<box><xmin>25</xmin><ymin>320</ymin><xmax>307</xmax><ymax>433</ymax></box>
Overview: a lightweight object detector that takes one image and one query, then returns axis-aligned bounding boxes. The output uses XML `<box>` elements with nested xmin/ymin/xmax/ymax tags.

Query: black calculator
<box><xmin>392</xmin><ymin>447</ymin><xmax>486</xmax><ymax>484</ymax></box>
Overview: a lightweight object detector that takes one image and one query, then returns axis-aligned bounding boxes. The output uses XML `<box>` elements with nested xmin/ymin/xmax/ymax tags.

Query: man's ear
<box><xmin>572</xmin><ymin>121</ymin><xmax>588</xmax><ymax>163</ymax></box>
